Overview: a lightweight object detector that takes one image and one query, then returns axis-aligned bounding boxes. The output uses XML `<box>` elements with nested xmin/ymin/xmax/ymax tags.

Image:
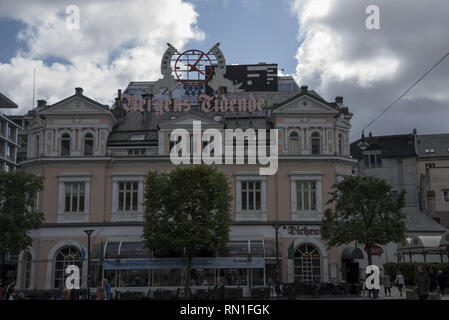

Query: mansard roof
<box><xmin>350</xmin><ymin>133</ymin><xmax>417</xmax><ymax>159</ymax></box>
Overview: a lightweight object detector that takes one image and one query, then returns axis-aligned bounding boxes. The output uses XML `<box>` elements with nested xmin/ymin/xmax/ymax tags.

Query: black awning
<box><xmin>342</xmin><ymin>247</ymin><xmax>364</xmax><ymax>260</ymax></box>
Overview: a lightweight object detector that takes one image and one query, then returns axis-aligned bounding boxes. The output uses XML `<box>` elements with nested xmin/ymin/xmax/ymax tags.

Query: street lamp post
<box><xmin>273</xmin><ymin>223</ymin><xmax>281</xmax><ymax>299</ymax></box>
<box><xmin>83</xmin><ymin>229</ymin><xmax>95</xmax><ymax>300</ymax></box>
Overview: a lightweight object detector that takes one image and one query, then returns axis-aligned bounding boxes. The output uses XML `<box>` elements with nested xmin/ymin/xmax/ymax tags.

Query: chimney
<box><xmin>301</xmin><ymin>85</ymin><xmax>308</xmax><ymax>93</ymax></box>
<box><xmin>335</xmin><ymin>96</ymin><xmax>344</xmax><ymax>103</ymax></box>
<box><xmin>37</xmin><ymin>100</ymin><xmax>46</xmax><ymax>107</ymax></box>
<box><xmin>75</xmin><ymin>87</ymin><xmax>83</xmax><ymax>95</ymax></box>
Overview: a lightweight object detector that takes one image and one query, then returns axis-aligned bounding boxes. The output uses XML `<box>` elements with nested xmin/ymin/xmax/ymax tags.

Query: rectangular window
<box><xmin>425</xmin><ymin>163</ymin><xmax>435</xmax><ymax>169</ymax></box>
<box><xmin>7</xmin><ymin>125</ymin><xmax>14</xmax><ymax>139</ymax></box>
<box><xmin>64</xmin><ymin>182</ymin><xmax>85</xmax><ymax>212</ymax></box>
<box><xmin>296</xmin><ymin>181</ymin><xmax>317</xmax><ymax>211</ymax></box>
<box><xmin>363</xmin><ymin>152</ymin><xmax>382</xmax><ymax>168</ymax></box>
<box><xmin>443</xmin><ymin>191</ymin><xmax>449</xmax><ymax>203</ymax></box>
<box><xmin>118</xmin><ymin>182</ymin><xmax>139</xmax><ymax>211</ymax></box>
<box><xmin>241</xmin><ymin>181</ymin><xmax>261</xmax><ymax>211</ymax></box>
<box><xmin>363</xmin><ymin>155</ymin><xmax>369</xmax><ymax>168</ymax></box>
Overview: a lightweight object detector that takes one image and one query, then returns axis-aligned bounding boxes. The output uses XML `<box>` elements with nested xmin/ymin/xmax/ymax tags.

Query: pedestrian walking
<box><xmin>56</xmin><ymin>288</ymin><xmax>71</xmax><ymax>300</ymax></box>
<box><xmin>415</xmin><ymin>265</ymin><xmax>430</xmax><ymax>300</ymax></box>
<box><xmin>212</xmin><ymin>277</ymin><xmax>227</xmax><ymax>300</ymax></box>
<box><xmin>96</xmin><ymin>287</ymin><xmax>107</xmax><ymax>300</ymax></box>
<box><xmin>394</xmin><ymin>271</ymin><xmax>405</xmax><ymax>297</ymax></box>
<box><xmin>382</xmin><ymin>273</ymin><xmax>391</xmax><ymax>297</ymax></box>
<box><xmin>102</xmin><ymin>279</ymin><xmax>111</xmax><ymax>300</ymax></box>
<box><xmin>437</xmin><ymin>270</ymin><xmax>446</xmax><ymax>297</ymax></box>
<box><xmin>428</xmin><ymin>267</ymin><xmax>437</xmax><ymax>292</ymax></box>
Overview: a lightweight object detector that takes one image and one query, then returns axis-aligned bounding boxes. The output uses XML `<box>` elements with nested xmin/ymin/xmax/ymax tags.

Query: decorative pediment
<box><xmin>159</xmin><ymin>114</ymin><xmax>224</xmax><ymax>129</ymax></box>
<box><xmin>40</xmin><ymin>96</ymin><xmax>111</xmax><ymax>116</ymax></box>
<box><xmin>28</xmin><ymin>116</ymin><xmax>45</xmax><ymax>130</ymax></box>
<box><xmin>273</xmin><ymin>95</ymin><xmax>338</xmax><ymax>115</ymax></box>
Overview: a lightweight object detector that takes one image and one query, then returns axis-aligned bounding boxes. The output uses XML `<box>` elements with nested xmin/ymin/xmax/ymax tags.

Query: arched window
<box><xmin>54</xmin><ymin>246</ymin><xmax>82</xmax><ymax>289</ymax></box>
<box><xmin>61</xmin><ymin>133</ymin><xmax>71</xmax><ymax>156</ymax></box>
<box><xmin>24</xmin><ymin>251</ymin><xmax>32</xmax><ymax>289</ymax></box>
<box><xmin>83</xmin><ymin>133</ymin><xmax>94</xmax><ymax>156</ymax></box>
<box><xmin>311</xmin><ymin>132</ymin><xmax>321</xmax><ymax>155</ymax></box>
<box><xmin>294</xmin><ymin>243</ymin><xmax>321</xmax><ymax>284</ymax></box>
<box><xmin>338</xmin><ymin>133</ymin><xmax>344</xmax><ymax>155</ymax></box>
<box><xmin>289</xmin><ymin>132</ymin><xmax>300</xmax><ymax>155</ymax></box>
<box><xmin>35</xmin><ymin>135</ymin><xmax>40</xmax><ymax>157</ymax></box>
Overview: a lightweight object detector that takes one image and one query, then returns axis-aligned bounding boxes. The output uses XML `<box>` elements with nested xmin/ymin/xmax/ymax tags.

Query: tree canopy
<box><xmin>0</xmin><ymin>171</ymin><xmax>44</xmax><ymax>278</ymax></box>
<box><xmin>322</xmin><ymin>175</ymin><xmax>406</xmax><ymax>265</ymax></box>
<box><xmin>142</xmin><ymin>165</ymin><xmax>233</xmax><ymax>294</ymax></box>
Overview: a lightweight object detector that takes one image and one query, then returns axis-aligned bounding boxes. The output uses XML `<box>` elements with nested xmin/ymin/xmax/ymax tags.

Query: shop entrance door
<box><xmin>343</xmin><ymin>260</ymin><xmax>359</xmax><ymax>283</ymax></box>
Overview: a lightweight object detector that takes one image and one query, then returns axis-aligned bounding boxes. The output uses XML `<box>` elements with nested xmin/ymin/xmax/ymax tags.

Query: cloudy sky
<box><xmin>0</xmin><ymin>0</ymin><xmax>448</xmax><ymax>140</ymax></box>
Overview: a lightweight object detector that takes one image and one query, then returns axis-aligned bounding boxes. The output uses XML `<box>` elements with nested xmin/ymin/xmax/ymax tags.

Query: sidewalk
<box><xmin>295</xmin><ymin>285</ymin><xmax>449</xmax><ymax>300</ymax></box>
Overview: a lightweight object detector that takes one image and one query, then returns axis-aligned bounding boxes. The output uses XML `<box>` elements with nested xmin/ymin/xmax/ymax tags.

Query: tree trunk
<box><xmin>184</xmin><ymin>252</ymin><xmax>193</xmax><ymax>298</ymax></box>
<box><xmin>366</xmin><ymin>244</ymin><xmax>373</xmax><ymax>266</ymax></box>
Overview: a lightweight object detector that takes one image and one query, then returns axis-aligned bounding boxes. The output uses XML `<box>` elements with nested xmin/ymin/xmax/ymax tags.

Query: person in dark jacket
<box><xmin>437</xmin><ymin>270</ymin><xmax>447</xmax><ymax>297</ymax></box>
<box><xmin>415</xmin><ymin>265</ymin><xmax>430</xmax><ymax>300</ymax></box>
<box><xmin>428</xmin><ymin>267</ymin><xmax>437</xmax><ymax>292</ymax></box>
<box><xmin>213</xmin><ymin>277</ymin><xmax>227</xmax><ymax>300</ymax></box>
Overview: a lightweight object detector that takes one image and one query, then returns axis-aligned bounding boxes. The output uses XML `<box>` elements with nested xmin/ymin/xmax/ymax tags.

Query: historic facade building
<box><xmin>14</xmin><ymin>46</ymin><xmax>360</xmax><ymax>293</ymax></box>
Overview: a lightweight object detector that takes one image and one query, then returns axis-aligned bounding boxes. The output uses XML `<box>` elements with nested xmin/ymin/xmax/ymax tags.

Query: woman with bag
<box><xmin>394</xmin><ymin>271</ymin><xmax>405</xmax><ymax>297</ymax></box>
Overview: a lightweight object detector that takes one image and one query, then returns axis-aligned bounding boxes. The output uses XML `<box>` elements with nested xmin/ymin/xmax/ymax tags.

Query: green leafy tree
<box><xmin>142</xmin><ymin>165</ymin><xmax>232</xmax><ymax>296</ymax></box>
<box><xmin>322</xmin><ymin>175</ymin><xmax>406</xmax><ymax>265</ymax></box>
<box><xmin>0</xmin><ymin>171</ymin><xmax>44</xmax><ymax>279</ymax></box>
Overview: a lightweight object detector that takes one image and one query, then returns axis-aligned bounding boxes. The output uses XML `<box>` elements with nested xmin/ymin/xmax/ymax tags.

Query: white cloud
<box><xmin>290</xmin><ymin>0</ymin><xmax>449</xmax><ymax>137</ymax></box>
<box><xmin>0</xmin><ymin>0</ymin><xmax>205</xmax><ymax>112</ymax></box>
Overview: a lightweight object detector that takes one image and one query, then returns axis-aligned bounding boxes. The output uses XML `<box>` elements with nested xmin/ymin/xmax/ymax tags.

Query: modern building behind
<box><xmin>0</xmin><ymin>92</ymin><xmax>20</xmax><ymax>172</ymax></box>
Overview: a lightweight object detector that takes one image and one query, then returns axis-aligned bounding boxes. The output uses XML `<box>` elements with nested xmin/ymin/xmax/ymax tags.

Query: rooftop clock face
<box><xmin>174</xmin><ymin>49</ymin><xmax>213</xmax><ymax>86</ymax></box>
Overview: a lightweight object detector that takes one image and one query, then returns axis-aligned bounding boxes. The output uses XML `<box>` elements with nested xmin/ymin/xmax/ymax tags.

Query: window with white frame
<box><xmin>57</xmin><ymin>174</ymin><xmax>91</xmax><ymax>222</ymax></box>
<box><xmin>118</xmin><ymin>181</ymin><xmax>139</xmax><ymax>212</ymax></box>
<box><xmin>64</xmin><ymin>182</ymin><xmax>85</xmax><ymax>212</ymax></box>
<box><xmin>241</xmin><ymin>181</ymin><xmax>261</xmax><ymax>211</ymax></box>
<box><xmin>235</xmin><ymin>174</ymin><xmax>267</xmax><ymax>221</ymax></box>
<box><xmin>296</xmin><ymin>181</ymin><xmax>317</xmax><ymax>211</ymax></box>
<box><xmin>111</xmin><ymin>174</ymin><xmax>144</xmax><ymax>221</ymax></box>
<box><xmin>362</xmin><ymin>150</ymin><xmax>382</xmax><ymax>168</ymax></box>
<box><xmin>443</xmin><ymin>190</ymin><xmax>449</xmax><ymax>203</ymax></box>
<box><xmin>290</xmin><ymin>172</ymin><xmax>323</xmax><ymax>219</ymax></box>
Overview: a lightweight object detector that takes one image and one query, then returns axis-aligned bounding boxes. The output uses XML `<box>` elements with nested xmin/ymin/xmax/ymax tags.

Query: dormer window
<box><xmin>61</xmin><ymin>133</ymin><xmax>71</xmax><ymax>156</ymax></box>
<box><xmin>362</xmin><ymin>150</ymin><xmax>382</xmax><ymax>168</ymax></box>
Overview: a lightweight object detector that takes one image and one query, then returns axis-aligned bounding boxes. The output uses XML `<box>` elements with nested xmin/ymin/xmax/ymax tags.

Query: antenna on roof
<box><xmin>32</xmin><ymin>67</ymin><xmax>36</xmax><ymax>108</ymax></box>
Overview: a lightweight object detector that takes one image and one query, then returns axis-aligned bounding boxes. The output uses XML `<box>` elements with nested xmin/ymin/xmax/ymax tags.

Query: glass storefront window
<box><xmin>104</xmin><ymin>242</ymin><xmax>120</xmax><ymax>259</ymax></box>
<box><xmin>250</xmin><ymin>241</ymin><xmax>264</xmax><ymax>257</ymax></box>
<box><xmin>251</xmin><ymin>268</ymin><xmax>265</xmax><ymax>286</ymax></box>
<box><xmin>222</xmin><ymin>269</ymin><xmax>248</xmax><ymax>286</ymax></box>
<box><xmin>120</xmin><ymin>241</ymin><xmax>150</xmax><ymax>259</ymax></box>
<box><xmin>119</xmin><ymin>270</ymin><xmax>150</xmax><ymax>287</ymax></box>
<box><xmin>226</xmin><ymin>242</ymin><xmax>249</xmax><ymax>257</ymax></box>
<box><xmin>192</xmin><ymin>269</ymin><xmax>215</xmax><ymax>286</ymax></box>
<box><xmin>153</xmin><ymin>269</ymin><xmax>184</xmax><ymax>286</ymax></box>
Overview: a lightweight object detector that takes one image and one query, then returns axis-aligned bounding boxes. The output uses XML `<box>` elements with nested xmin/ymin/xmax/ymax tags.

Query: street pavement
<box><xmin>294</xmin><ymin>285</ymin><xmax>449</xmax><ymax>300</ymax></box>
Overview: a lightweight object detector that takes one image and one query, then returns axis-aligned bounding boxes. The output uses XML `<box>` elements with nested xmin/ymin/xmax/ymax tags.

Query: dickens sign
<box><xmin>286</xmin><ymin>225</ymin><xmax>320</xmax><ymax>236</ymax></box>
